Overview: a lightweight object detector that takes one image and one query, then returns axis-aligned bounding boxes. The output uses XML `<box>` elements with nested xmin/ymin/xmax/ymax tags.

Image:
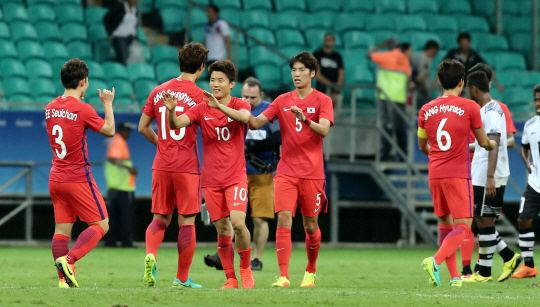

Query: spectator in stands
<box><xmin>104</xmin><ymin>0</ymin><xmax>139</xmax><ymax>65</ymax></box>
<box><xmin>104</xmin><ymin>122</ymin><xmax>138</xmax><ymax>247</ymax></box>
<box><xmin>412</xmin><ymin>40</ymin><xmax>439</xmax><ymax>109</ymax></box>
<box><xmin>313</xmin><ymin>33</ymin><xmax>344</xmax><ymax>110</ymax></box>
<box><xmin>367</xmin><ymin>39</ymin><xmax>412</xmax><ymax>162</ymax></box>
<box><xmin>205</xmin><ymin>5</ymin><xmax>231</xmax><ymax>68</ymax></box>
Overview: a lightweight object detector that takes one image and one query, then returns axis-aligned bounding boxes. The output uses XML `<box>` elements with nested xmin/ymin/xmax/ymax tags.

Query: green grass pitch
<box><xmin>2</xmin><ymin>247</ymin><xmax>540</xmax><ymax>306</ymax></box>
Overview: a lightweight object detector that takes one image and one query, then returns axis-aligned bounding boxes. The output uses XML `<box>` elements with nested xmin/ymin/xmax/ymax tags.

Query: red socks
<box><xmin>237</xmin><ymin>247</ymin><xmax>252</xmax><ymax>270</ymax></box>
<box><xmin>276</xmin><ymin>227</ymin><xmax>292</xmax><ymax>279</ymax></box>
<box><xmin>145</xmin><ymin>219</ymin><xmax>167</xmax><ymax>259</ymax></box>
<box><xmin>176</xmin><ymin>225</ymin><xmax>196</xmax><ymax>282</ymax></box>
<box><xmin>217</xmin><ymin>235</ymin><xmax>236</xmax><ymax>280</ymax></box>
<box><xmin>52</xmin><ymin>234</ymin><xmax>69</xmax><ymax>278</ymax></box>
<box><xmin>434</xmin><ymin>224</ymin><xmax>472</xmax><ymax>279</ymax></box>
<box><xmin>305</xmin><ymin>227</ymin><xmax>321</xmax><ymax>273</ymax></box>
<box><xmin>66</xmin><ymin>225</ymin><xmax>105</xmax><ymax>264</ymax></box>
<box><xmin>460</xmin><ymin>230</ymin><xmax>475</xmax><ymax>267</ymax></box>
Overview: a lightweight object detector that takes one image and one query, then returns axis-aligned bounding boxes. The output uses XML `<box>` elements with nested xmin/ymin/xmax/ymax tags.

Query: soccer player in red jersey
<box><xmin>418</xmin><ymin>59</ymin><xmax>496</xmax><ymax>287</ymax></box>
<box><xmin>46</xmin><ymin>59</ymin><xmax>116</xmax><ymax>288</ymax></box>
<box><xmin>249</xmin><ymin>52</ymin><xmax>334</xmax><ymax>288</ymax></box>
<box><xmin>165</xmin><ymin>60</ymin><xmax>255</xmax><ymax>289</ymax></box>
<box><xmin>137</xmin><ymin>43</ymin><xmax>209</xmax><ymax>288</ymax></box>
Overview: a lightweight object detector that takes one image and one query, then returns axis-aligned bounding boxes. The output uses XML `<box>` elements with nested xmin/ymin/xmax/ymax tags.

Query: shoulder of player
<box><xmin>484</xmin><ymin>100</ymin><xmax>503</xmax><ymax>113</ymax></box>
<box><xmin>231</xmin><ymin>97</ymin><xmax>251</xmax><ymax>109</ymax></box>
<box><xmin>525</xmin><ymin>116</ymin><xmax>538</xmax><ymax>127</ymax></box>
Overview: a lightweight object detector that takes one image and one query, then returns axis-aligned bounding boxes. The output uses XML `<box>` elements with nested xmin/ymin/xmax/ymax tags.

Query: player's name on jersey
<box><xmin>152</xmin><ymin>90</ymin><xmax>197</xmax><ymax>106</ymax></box>
<box><xmin>45</xmin><ymin>108</ymin><xmax>78</xmax><ymax>121</ymax></box>
<box><xmin>424</xmin><ymin>104</ymin><xmax>465</xmax><ymax>121</ymax></box>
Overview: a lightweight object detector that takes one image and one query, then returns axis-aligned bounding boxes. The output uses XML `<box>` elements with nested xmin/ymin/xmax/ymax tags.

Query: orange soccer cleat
<box><xmin>240</xmin><ymin>268</ymin><xmax>255</xmax><ymax>289</ymax></box>
<box><xmin>511</xmin><ymin>264</ymin><xmax>537</xmax><ymax>278</ymax></box>
<box><xmin>221</xmin><ymin>278</ymin><xmax>239</xmax><ymax>289</ymax></box>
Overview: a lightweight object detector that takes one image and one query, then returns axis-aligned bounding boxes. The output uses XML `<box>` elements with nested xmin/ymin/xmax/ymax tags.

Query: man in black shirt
<box><xmin>313</xmin><ymin>33</ymin><xmax>344</xmax><ymax>108</ymax></box>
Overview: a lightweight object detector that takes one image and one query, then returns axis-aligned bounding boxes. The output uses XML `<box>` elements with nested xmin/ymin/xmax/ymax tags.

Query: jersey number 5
<box><xmin>159</xmin><ymin>106</ymin><xmax>186</xmax><ymax>140</ymax></box>
<box><xmin>52</xmin><ymin>124</ymin><xmax>67</xmax><ymax>159</ymax></box>
<box><xmin>437</xmin><ymin>118</ymin><xmax>452</xmax><ymax>151</ymax></box>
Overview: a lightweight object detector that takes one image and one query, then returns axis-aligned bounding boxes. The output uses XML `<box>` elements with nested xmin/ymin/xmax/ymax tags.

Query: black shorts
<box><xmin>519</xmin><ymin>184</ymin><xmax>540</xmax><ymax>220</ymax></box>
<box><xmin>473</xmin><ymin>185</ymin><xmax>506</xmax><ymax>218</ymax></box>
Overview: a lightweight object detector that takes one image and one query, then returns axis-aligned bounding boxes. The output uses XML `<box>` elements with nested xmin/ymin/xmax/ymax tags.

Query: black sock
<box><xmin>462</xmin><ymin>265</ymin><xmax>472</xmax><ymax>275</ymax></box>
<box><xmin>495</xmin><ymin>230</ymin><xmax>515</xmax><ymax>263</ymax></box>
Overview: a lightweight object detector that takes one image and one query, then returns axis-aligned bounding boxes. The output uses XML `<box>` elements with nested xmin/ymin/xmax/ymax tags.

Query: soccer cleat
<box><xmin>221</xmin><ymin>278</ymin><xmax>239</xmax><ymax>289</ymax></box>
<box><xmin>143</xmin><ymin>253</ymin><xmax>157</xmax><ymax>287</ymax></box>
<box><xmin>498</xmin><ymin>253</ymin><xmax>522</xmax><ymax>282</ymax></box>
<box><xmin>271</xmin><ymin>276</ymin><xmax>290</xmax><ymax>287</ymax></box>
<box><xmin>250</xmin><ymin>258</ymin><xmax>263</xmax><ymax>271</ymax></box>
<box><xmin>240</xmin><ymin>268</ymin><xmax>255</xmax><ymax>289</ymax></box>
<box><xmin>55</xmin><ymin>256</ymin><xmax>78</xmax><ymax>288</ymax></box>
<box><xmin>461</xmin><ymin>266</ymin><xmax>472</xmax><ymax>279</ymax></box>
<box><xmin>422</xmin><ymin>257</ymin><xmax>441</xmax><ymax>287</ymax></box>
<box><xmin>462</xmin><ymin>272</ymin><xmax>493</xmax><ymax>282</ymax></box>
<box><xmin>204</xmin><ymin>253</ymin><xmax>223</xmax><ymax>270</ymax></box>
<box><xmin>300</xmin><ymin>271</ymin><xmax>316</xmax><ymax>287</ymax></box>
<box><xmin>58</xmin><ymin>277</ymin><xmax>69</xmax><ymax>289</ymax></box>
<box><xmin>461</xmin><ymin>273</ymin><xmax>472</xmax><ymax>279</ymax></box>
<box><xmin>172</xmin><ymin>277</ymin><xmax>202</xmax><ymax>288</ymax></box>
<box><xmin>511</xmin><ymin>264</ymin><xmax>537</xmax><ymax>278</ymax></box>
<box><xmin>449</xmin><ymin>277</ymin><xmax>462</xmax><ymax>287</ymax></box>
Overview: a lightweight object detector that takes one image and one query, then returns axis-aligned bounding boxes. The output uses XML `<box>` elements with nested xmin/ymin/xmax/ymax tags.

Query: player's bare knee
<box><xmin>518</xmin><ymin>218</ymin><xmax>532</xmax><ymax>229</ymax></box>
<box><xmin>231</xmin><ymin>221</ymin><xmax>246</xmax><ymax>234</ymax></box>
<box><xmin>154</xmin><ymin>213</ymin><xmax>172</xmax><ymax>226</ymax></box>
<box><xmin>277</xmin><ymin>212</ymin><xmax>292</xmax><ymax>228</ymax></box>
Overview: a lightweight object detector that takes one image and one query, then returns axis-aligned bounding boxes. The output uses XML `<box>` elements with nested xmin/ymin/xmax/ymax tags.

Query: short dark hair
<box><xmin>399</xmin><ymin>42</ymin><xmax>412</xmax><ymax>53</ymax></box>
<box><xmin>466</xmin><ymin>71</ymin><xmax>490</xmax><ymax>93</ymax></box>
<box><xmin>324</xmin><ymin>33</ymin><xmax>335</xmax><ymax>41</ymax></box>
<box><xmin>437</xmin><ymin>59</ymin><xmax>465</xmax><ymax>90</ymax></box>
<box><xmin>468</xmin><ymin>63</ymin><xmax>493</xmax><ymax>81</ymax></box>
<box><xmin>289</xmin><ymin>51</ymin><xmax>319</xmax><ymax>76</ymax></box>
<box><xmin>243</xmin><ymin>77</ymin><xmax>262</xmax><ymax>92</ymax></box>
<box><xmin>178</xmin><ymin>42</ymin><xmax>208</xmax><ymax>74</ymax></box>
<box><xmin>61</xmin><ymin>58</ymin><xmax>88</xmax><ymax>89</ymax></box>
<box><xmin>458</xmin><ymin>32</ymin><xmax>471</xmax><ymax>43</ymax></box>
<box><xmin>208</xmin><ymin>60</ymin><xmax>237</xmax><ymax>82</ymax></box>
<box><xmin>423</xmin><ymin>40</ymin><xmax>439</xmax><ymax>50</ymax></box>
<box><xmin>207</xmin><ymin>4</ymin><xmax>219</xmax><ymax>13</ymax></box>
<box><xmin>534</xmin><ymin>84</ymin><xmax>540</xmax><ymax>96</ymax></box>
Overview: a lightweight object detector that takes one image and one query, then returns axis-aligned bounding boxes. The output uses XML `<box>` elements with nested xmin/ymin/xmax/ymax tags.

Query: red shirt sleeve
<box><xmin>319</xmin><ymin>95</ymin><xmax>334</xmax><ymax>126</ymax></box>
<box><xmin>500</xmin><ymin>103</ymin><xmax>517</xmax><ymax>133</ymax></box>
<box><xmin>184</xmin><ymin>103</ymin><xmax>202</xmax><ymax>125</ymax></box>
<box><xmin>418</xmin><ymin>105</ymin><xmax>426</xmax><ymax>129</ymax></box>
<box><xmin>142</xmin><ymin>89</ymin><xmax>156</xmax><ymax>118</ymax></box>
<box><xmin>235</xmin><ymin>98</ymin><xmax>251</xmax><ymax>111</ymax></box>
<box><xmin>469</xmin><ymin>103</ymin><xmax>483</xmax><ymax>129</ymax></box>
<box><xmin>83</xmin><ymin>105</ymin><xmax>106</xmax><ymax>132</ymax></box>
<box><xmin>262</xmin><ymin>98</ymin><xmax>278</xmax><ymax>123</ymax></box>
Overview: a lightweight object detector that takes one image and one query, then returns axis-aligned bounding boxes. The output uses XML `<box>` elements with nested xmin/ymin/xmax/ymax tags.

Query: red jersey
<box><xmin>262</xmin><ymin>89</ymin><xmax>334</xmax><ymax>179</ymax></box>
<box><xmin>184</xmin><ymin>97</ymin><xmax>251</xmax><ymax>187</ymax></box>
<box><xmin>418</xmin><ymin>95</ymin><xmax>483</xmax><ymax>179</ymax></box>
<box><xmin>45</xmin><ymin>96</ymin><xmax>105</xmax><ymax>182</ymax></box>
<box><xmin>143</xmin><ymin>78</ymin><xmax>205</xmax><ymax>174</ymax></box>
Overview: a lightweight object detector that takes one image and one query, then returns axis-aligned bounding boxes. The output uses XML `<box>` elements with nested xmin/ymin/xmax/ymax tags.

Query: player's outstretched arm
<box><xmin>138</xmin><ymin>114</ymin><xmax>158</xmax><ymax>146</ymax></box>
<box><xmin>521</xmin><ymin>143</ymin><xmax>534</xmax><ymax>174</ymax></box>
<box><xmin>202</xmin><ymin>91</ymin><xmax>251</xmax><ymax>124</ymax></box>
<box><xmin>472</xmin><ymin>127</ymin><xmax>497</xmax><ymax>151</ymax></box>
<box><xmin>163</xmin><ymin>93</ymin><xmax>191</xmax><ymax>129</ymax></box>
<box><xmin>290</xmin><ymin>106</ymin><xmax>330</xmax><ymax>138</ymax></box>
<box><xmin>417</xmin><ymin>127</ymin><xmax>430</xmax><ymax>156</ymax></box>
<box><xmin>97</xmin><ymin>88</ymin><xmax>115</xmax><ymax>137</ymax></box>
<box><xmin>249</xmin><ymin>114</ymin><xmax>270</xmax><ymax>130</ymax></box>
<box><xmin>507</xmin><ymin>132</ymin><xmax>515</xmax><ymax>148</ymax></box>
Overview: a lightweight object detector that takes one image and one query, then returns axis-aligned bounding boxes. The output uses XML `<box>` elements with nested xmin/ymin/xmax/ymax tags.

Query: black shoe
<box><xmin>250</xmin><ymin>258</ymin><xmax>263</xmax><ymax>271</ymax></box>
<box><xmin>204</xmin><ymin>252</ymin><xmax>223</xmax><ymax>270</ymax></box>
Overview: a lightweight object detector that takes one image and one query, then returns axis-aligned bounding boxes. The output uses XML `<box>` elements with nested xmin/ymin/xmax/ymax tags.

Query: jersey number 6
<box><xmin>437</xmin><ymin>118</ymin><xmax>452</xmax><ymax>151</ymax></box>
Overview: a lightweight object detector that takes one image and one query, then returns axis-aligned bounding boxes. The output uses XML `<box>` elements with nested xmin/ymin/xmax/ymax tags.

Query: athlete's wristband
<box><xmin>303</xmin><ymin>118</ymin><xmax>312</xmax><ymax>126</ymax></box>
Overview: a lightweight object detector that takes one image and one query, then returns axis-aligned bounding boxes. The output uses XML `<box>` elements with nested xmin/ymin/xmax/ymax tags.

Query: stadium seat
<box><xmin>55</xmin><ymin>4</ymin><xmax>83</xmax><ymax>24</ymax></box>
<box><xmin>82</xmin><ymin>60</ymin><xmax>104</xmax><ymax>82</ymax></box>
<box><xmin>16</xmin><ymin>40</ymin><xmax>45</xmax><ymax>61</ymax></box>
<box><xmin>509</xmin><ymin>33</ymin><xmax>532</xmax><ymax>54</ymax></box>
<box><xmin>84</xmin><ymin>79</ymin><xmax>108</xmax><ymax>102</ymax></box>
<box><xmin>406</xmin><ymin>32</ymin><xmax>441</xmax><ymax>52</ymax></box>
<box><xmin>427</xmin><ymin>15</ymin><xmax>458</xmax><ymax>34</ymax></box>
<box><xmin>343</xmin><ymin>31</ymin><xmax>374</xmax><ymax>50</ymax></box>
<box><xmin>139</xmin><ymin>0</ymin><xmax>153</xmax><ymax>14</ymax></box>
<box><xmin>6</xmin><ymin>95</ymin><xmax>33</xmax><ymax>106</ymax></box>
<box><xmin>67</xmin><ymin>41</ymin><xmax>93</xmax><ymax>61</ymax></box>
<box><xmin>156</xmin><ymin>62</ymin><xmax>178</xmax><ymax>83</ymax></box>
<box><xmin>243</xmin><ymin>0</ymin><xmax>272</xmax><ymax>11</ymax></box>
<box><xmin>127</xmin><ymin>63</ymin><xmax>155</xmax><ymax>82</ymax></box>
<box><xmin>94</xmin><ymin>42</ymin><xmax>117</xmax><ymax>63</ymax></box>
<box><xmin>495</xmin><ymin>52</ymin><xmax>527</xmax><ymax>71</ymax></box>
<box><xmin>0</xmin><ymin>39</ymin><xmax>17</xmax><ymax>59</ymax></box>
<box><xmin>476</xmin><ymin>34</ymin><xmax>509</xmax><ymax>52</ymax></box>
<box><xmin>249</xmin><ymin>45</ymin><xmax>283</xmax><ymax>66</ymax></box>
<box><xmin>159</xmin><ymin>7</ymin><xmax>185</xmax><ymax>33</ymax></box>
<box><xmin>346</xmin><ymin>65</ymin><xmax>374</xmax><ymax>84</ymax></box>
<box><xmin>280</xmin><ymin>46</ymin><xmax>303</xmax><ymax>58</ymax></box>
<box><xmin>135</xmin><ymin>79</ymin><xmax>158</xmax><ymax>101</ymax></box>
<box><xmin>407</xmin><ymin>0</ymin><xmax>438</xmax><ymax>14</ymax></box>
<box><xmin>472</xmin><ymin>0</ymin><xmax>494</xmax><ymax>19</ymax></box>
<box><xmin>303</xmin><ymin>29</ymin><xmax>341</xmax><ymax>50</ymax></box>
<box><xmin>301</xmin><ymin>12</ymin><xmax>335</xmax><ymax>31</ymax></box>
<box><xmin>280</xmin><ymin>65</ymin><xmax>295</xmax><ymax>91</ymax></box>
<box><xmin>220</xmin><ymin>8</ymin><xmax>240</xmax><ymax>26</ymax></box>
<box><xmin>440</xmin><ymin>0</ymin><xmax>471</xmax><ymax>15</ymax></box>
<box><xmin>88</xmin><ymin>24</ymin><xmax>108</xmax><ymax>44</ymax></box>
<box><xmin>190</xmin><ymin>8</ymin><xmax>207</xmax><ymax>28</ymax></box>
<box><xmin>0</xmin><ymin>22</ymin><xmax>9</xmax><ymax>40</ymax></box>
<box><xmin>274</xmin><ymin>0</ymin><xmax>306</xmax><ymax>13</ymax></box>
<box><xmin>365</xmin><ymin>15</ymin><xmax>396</xmax><ymax>32</ymax></box>
<box><xmin>26</xmin><ymin>59</ymin><xmax>52</xmax><ymax>78</ymax></box>
<box><xmin>241</xmin><ymin>10</ymin><xmax>271</xmax><ymax>30</ymax></box>
<box><xmin>10</xmin><ymin>21</ymin><xmax>37</xmax><ymax>42</ymax></box>
<box><xmin>35</xmin><ymin>21</ymin><xmax>61</xmax><ymax>42</ymax></box>
<box><xmin>502</xmin><ymin>0</ymin><xmax>520</xmax><ymax>16</ymax></box>
<box><xmin>246</xmin><ymin>28</ymin><xmax>275</xmax><ymax>47</ymax></box>
<box><xmin>102</xmin><ymin>61</ymin><xmax>128</xmax><ymax>81</ymax></box>
<box><xmin>522</xmin><ymin>71</ymin><xmax>540</xmax><ymax>88</ymax></box>
<box><xmin>188</xmin><ymin>26</ymin><xmax>204</xmax><ymax>43</ymax></box>
<box><xmin>504</xmin><ymin>16</ymin><xmax>530</xmax><ymax>35</ymax></box>
<box><xmin>152</xmin><ymin>44</ymin><xmax>178</xmax><ymax>64</ymax></box>
<box><xmin>85</xmin><ymin>6</ymin><xmax>107</xmax><ymax>25</ymax></box>
<box><xmin>307</xmin><ymin>0</ymin><xmax>341</xmax><ymax>12</ymax></box>
<box><xmin>61</xmin><ymin>23</ymin><xmax>87</xmax><ymax>42</ymax></box>
<box><xmin>33</xmin><ymin>95</ymin><xmax>57</xmax><ymax>103</ymax></box>
<box><xmin>108</xmin><ymin>79</ymin><xmax>134</xmax><ymax>99</ymax></box>
<box><xmin>27</xmin><ymin>4</ymin><xmax>55</xmax><ymax>23</ymax></box>
<box><xmin>276</xmin><ymin>29</ymin><xmax>306</xmax><ymax>48</ymax></box>
<box><xmin>342</xmin><ymin>48</ymin><xmax>370</xmax><ymax>69</ymax></box>
<box><xmin>0</xmin><ymin>59</ymin><xmax>27</xmax><ymax>77</ymax></box>
<box><xmin>271</xmin><ymin>12</ymin><xmax>300</xmax><ymax>31</ymax></box>
<box><xmin>505</xmin><ymin>88</ymin><xmax>531</xmax><ymax>106</ymax></box>
<box><xmin>233</xmin><ymin>45</ymin><xmax>249</xmax><ymax>71</ymax></box>
<box><xmin>195</xmin><ymin>80</ymin><xmax>208</xmax><ymax>92</ymax></box>
<box><xmin>114</xmin><ymin>98</ymin><xmax>133</xmax><ymax>106</ymax></box>
<box><xmin>2</xmin><ymin>3</ymin><xmax>27</xmax><ymax>22</ymax></box>
<box><xmin>29</xmin><ymin>78</ymin><xmax>55</xmax><ymax>97</ymax></box>
<box><xmin>456</xmin><ymin>15</ymin><xmax>490</xmax><ymax>33</ymax></box>
<box><xmin>334</xmin><ymin>13</ymin><xmax>365</xmax><ymax>34</ymax></box>
<box><xmin>3</xmin><ymin>77</ymin><xmax>30</xmax><ymax>96</ymax></box>
<box><xmin>231</xmin><ymin>83</ymin><xmax>241</xmax><ymax>98</ymax></box>
<box><xmin>368</xmin><ymin>30</ymin><xmax>396</xmax><ymax>46</ymax></box>
<box><xmin>42</xmin><ymin>41</ymin><xmax>69</xmax><ymax>61</ymax></box>
<box><xmin>496</xmin><ymin>71</ymin><xmax>517</xmax><ymax>88</ymax></box>
<box><xmin>376</xmin><ymin>0</ymin><xmax>405</xmax><ymax>14</ymax></box>
<box><xmin>342</xmin><ymin>0</ymin><xmax>374</xmax><ymax>12</ymax></box>
<box><xmin>27</xmin><ymin>0</ymin><xmax>56</xmax><ymax>4</ymax></box>
<box><xmin>155</xmin><ymin>0</ymin><xmax>186</xmax><ymax>10</ymax></box>
<box><xmin>218</xmin><ymin>0</ymin><xmax>241</xmax><ymax>10</ymax></box>
<box><xmin>138</xmin><ymin>27</ymin><xmax>147</xmax><ymax>45</ymax></box>
<box><xmin>254</xmin><ymin>64</ymin><xmax>281</xmax><ymax>91</ymax></box>
<box><xmin>396</xmin><ymin>15</ymin><xmax>427</xmax><ymax>33</ymax></box>
<box><xmin>229</xmin><ymin>27</ymin><xmax>246</xmax><ymax>46</ymax></box>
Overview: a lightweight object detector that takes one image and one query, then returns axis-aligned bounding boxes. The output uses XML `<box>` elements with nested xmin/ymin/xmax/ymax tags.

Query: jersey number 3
<box><xmin>52</xmin><ymin>124</ymin><xmax>67</xmax><ymax>159</ymax></box>
<box><xmin>437</xmin><ymin>118</ymin><xmax>452</xmax><ymax>151</ymax></box>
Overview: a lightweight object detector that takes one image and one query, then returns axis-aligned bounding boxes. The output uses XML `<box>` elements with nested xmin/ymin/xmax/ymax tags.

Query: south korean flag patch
<box><xmin>307</xmin><ymin>107</ymin><xmax>315</xmax><ymax>114</ymax></box>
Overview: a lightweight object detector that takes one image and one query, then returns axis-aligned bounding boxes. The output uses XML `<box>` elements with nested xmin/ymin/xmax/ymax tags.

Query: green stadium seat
<box><xmin>342</xmin><ymin>0</ymin><xmax>374</xmax><ymax>12</ymax></box>
<box><xmin>85</xmin><ymin>60</ymin><xmax>105</xmax><ymax>82</ymax></box>
<box><xmin>479</xmin><ymin>52</ymin><xmax>497</xmax><ymax>69</ymax></box>
<box><xmin>0</xmin><ymin>7</ymin><xmax>3</xmax><ymax>21</ymax></box>
<box><xmin>456</xmin><ymin>15</ymin><xmax>490</xmax><ymax>33</ymax></box>
<box><xmin>346</xmin><ymin>66</ymin><xmax>374</xmax><ymax>84</ymax></box>
<box><xmin>376</xmin><ymin>0</ymin><xmax>405</xmax><ymax>14</ymax></box>
<box><xmin>280</xmin><ymin>65</ymin><xmax>295</xmax><ymax>90</ymax></box>
<box><xmin>233</xmin><ymin>45</ymin><xmax>249</xmax><ymax>70</ymax></box>
<box><xmin>29</xmin><ymin>78</ymin><xmax>55</xmax><ymax>97</ymax></box>
<box><xmin>495</xmin><ymin>52</ymin><xmax>526</xmax><ymax>71</ymax></box>
<box><xmin>407</xmin><ymin>0</ymin><xmax>438</xmax><ymax>14</ymax></box>
<box><xmin>505</xmin><ymin>88</ymin><xmax>531</xmax><ymax>106</ymax></box>
<box><xmin>42</xmin><ymin>41</ymin><xmax>69</xmax><ymax>61</ymax></box>
<box><xmin>189</xmin><ymin>26</ymin><xmax>205</xmax><ymax>43</ymax></box>
<box><xmin>34</xmin><ymin>95</ymin><xmax>57</xmax><ymax>103</ymax></box>
<box><xmin>108</xmin><ymin>79</ymin><xmax>134</xmax><ymax>99</ymax></box>
<box><xmin>0</xmin><ymin>39</ymin><xmax>17</xmax><ymax>59</ymax></box>
<box><xmin>246</xmin><ymin>28</ymin><xmax>275</xmax><ymax>47</ymax></box>
<box><xmin>476</xmin><ymin>34</ymin><xmax>509</xmax><ymax>52</ymax></box>
<box><xmin>220</xmin><ymin>8</ymin><xmax>240</xmax><ymax>26</ymax></box>
<box><xmin>427</xmin><ymin>15</ymin><xmax>458</xmax><ymax>34</ymax></box>
<box><xmin>67</xmin><ymin>41</ymin><xmax>93</xmax><ymax>61</ymax></box>
<box><xmin>27</xmin><ymin>4</ymin><xmax>55</xmax><ymax>23</ymax></box>
<box><xmin>27</xmin><ymin>0</ymin><xmax>56</xmax><ymax>4</ymax></box>
<box><xmin>1</xmin><ymin>59</ymin><xmax>27</xmax><ymax>77</ymax></box>
<box><xmin>114</xmin><ymin>98</ymin><xmax>133</xmax><ymax>106</ymax></box>
<box><xmin>156</xmin><ymin>62</ymin><xmax>178</xmax><ymax>83</ymax></box>
<box><xmin>230</xmin><ymin>83</ymin><xmax>241</xmax><ymax>98</ymax></box>
<box><xmin>280</xmin><ymin>46</ymin><xmax>303</xmax><ymax>58</ymax></box>
<box><xmin>35</xmin><ymin>21</ymin><xmax>61</xmax><ymax>42</ymax></box>
<box><xmin>94</xmin><ymin>41</ymin><xmax>117</xmax><ymax>63</ymax></box>
<box><xmin>301</xmin><ymin>12</ymin><xmax>334</xmax><ymax>31</ymax></box>
<box><xmin>139</xmin><ymin>0</ymin><xmax>153</xmax><ymax>14</ymax></box>
<box><xmin>61</xmin><ymin>23</ymin><xmax>87</xmax><ymax>42</ymax></box>
<box><xmin>521</xmin><ymin>71</ymin><xmax>540</xmax><ymax>88</ymax></box>
<box><xmin>229</xmin><ymin>28</ymin><xmax>245</xmax><ymax>46</ymax></box>
<box><xmin>276</xmin><ymin>29</ymin><xmax>305</xmax><ymax>48</ymax></box>
<box><xmin>503</xmin><ymin>16</ymin><xmax>530</xmax><ymax>36</ymax></box>
<box><xmin>85</xmin><ymin>6</ymin><xmax>107</xmax><ymax>25</ymax></box>
<box><xmin>406</xmin><ymin>32</ymin><xmax>441</xmax><ymax>52</ymax></box>
<box><xmin>127</xmin><ymin>63</ymin><xmax>156</xmax><ymax>82</ymax></box>
<box><xmin>190</xmin><ymin>8</ymin><xmax>207</xmax><ymax>28</ymax></box>
<box><xmin>10</xmin><ymin>21</ymin><xmax>37</xmax><ymax>42</ymax></box>
<box><xmin>509</xmin><ymin>33</ymin><xmax>532</xmax><ymax>54</ymax></box>
<box><xmin>249</xmin><ymin>45</ymin><xmax>283</xmax><ymax>66</ymax></box>
<box><xmin>241</xmin><ymin>10</ymin><xmax>271</xmax><ymax>30</ymax></box>
<box><xmin>84</xmin><ymin>79</ymin><xmax>108</xmax><ymax>102</ymax></box>
<box><xmin>155</xmin><ymin>0</ymin><xmax>186</xmax><ymax>10</ymax></box>
<box><xmin>440</xmin><ymin>0</ymin><xmax>471</xmax><ymax>15</ymax></box>
<box><xmin>135</xmin><ymin>79</ymin><xmax>158</xmax><ymax>101</ymax></box>
<box><xmin>502</xmin><ymin>0</ymin><xmax>520</xmax><ymax>16</ymax></box>
<box><xmin>254</xmin><ymin>64</ymin><xmax>282</xmax><ymax>91</ymax></box>
<box><xmin>2</xmin><ymin>3</ymin><xmax>27</xmax><ymax>22</ymax></box>
<box><xmin>152</xmin><ymin>44</ymin><xmax>178</xmax><ymax>64</ymax></box>
<box><xmin>342</xmin><ymin>48</ymin><xmax>369</xmax><ymax>69</ymax></box>
<box><xmin>243</xmin><ymin>0</ymin><xmax>272</xmax><ymax>11</ymax></box>
<box><xmin>3</xmin><ymin>77</ymin><xmax>30</xmax><ymax>96</ymax></box>
<box><xmin>17</xmin><ymin>40</ymin><xmax>45</xmax><ymax>62</ymax></box>
<box><xmin>305</xmin><ymin>29</ymin><xmax>342</xmax><ymax>50</ymax></box>
<box><xmin>370</xmin><ymin>30</ymin><xmax>397</xmax><ymax>45</ymax></box>
<box><xmin>438</xmin><ymin>34</ymin><xmax>459</xmax><ymax>51</ymax></box>
<box><xmin>334</xmin><ymin>13</ymin><xmax>365</xmax><ymax>34</ymax></box>
<box><xmin>0</xmin><ymin>22</ymin><xmax>9</xmax><ymax>40</ymax></box>
<box><xmin>102</xmin><ymin>61</ymin><xmax>129</xmax><ymax>81</ymax></box>
<box><xmin>6</xmin><ymin>95</ymin><xmax>33</xmax><ymax>106</ymax></box>
<box><xmin>55</xmin><ymin>4</ymin><xmax>83</xmax><ymax>24</ymax></box>
<box><xmin>88</xmin><ymin>24</ymin><xmax>108</xmax><ymax>44</ymax></box>
<box><xmin>138</xmin><ymin>27</ymin><xmax>147</xmax><ymax>45</ymax></box>
<box><xmin>396</xmin><ymin>15</ymin><xmax>427</xmax><ymax>33</ymax></box>
<box><xmin>195</xmin><ymin>80</ymin><xmax>208</xmax><ymax>91</ymax></box>
<box><xmin>159</xmin><ymin>7</ymin><xmax>184</xmax><ymax>33</ymax></box>
<box><xmin>274</xmin><ymin>0</ymin><xmax>306</xmax><ymax>13</ymax></box>
<box><xmin>343</xmin><ymin>31</ymin><xmax>374</xmax><ymax>50</ymax></box>
<box><xmin>307</xmin><ymin>0</ymin><xmax>341</xmax><ymax>12</ymax></box>
<box><xmin>472</xmin><ymin>0</ymin><xmax>494</xmax><ymax>19</ymax></box>
<box><xmin>365</xmin><ymin>15</ymin><xmax>396</xmax><ymax>32</ymax></box>
<box><xmin>218</xmin><ymin>0</ymin><xmax>241</xmax><ymax>9</ymax></box>
<box><xmin>143</xmin><ymin>44</ymin><xmax>152</xmax><ymax>63</ymax></box>
<box><xmin>496</xmin><ymin>71</ymin><xmax>517</xmax><ymax>87</ymax></box>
